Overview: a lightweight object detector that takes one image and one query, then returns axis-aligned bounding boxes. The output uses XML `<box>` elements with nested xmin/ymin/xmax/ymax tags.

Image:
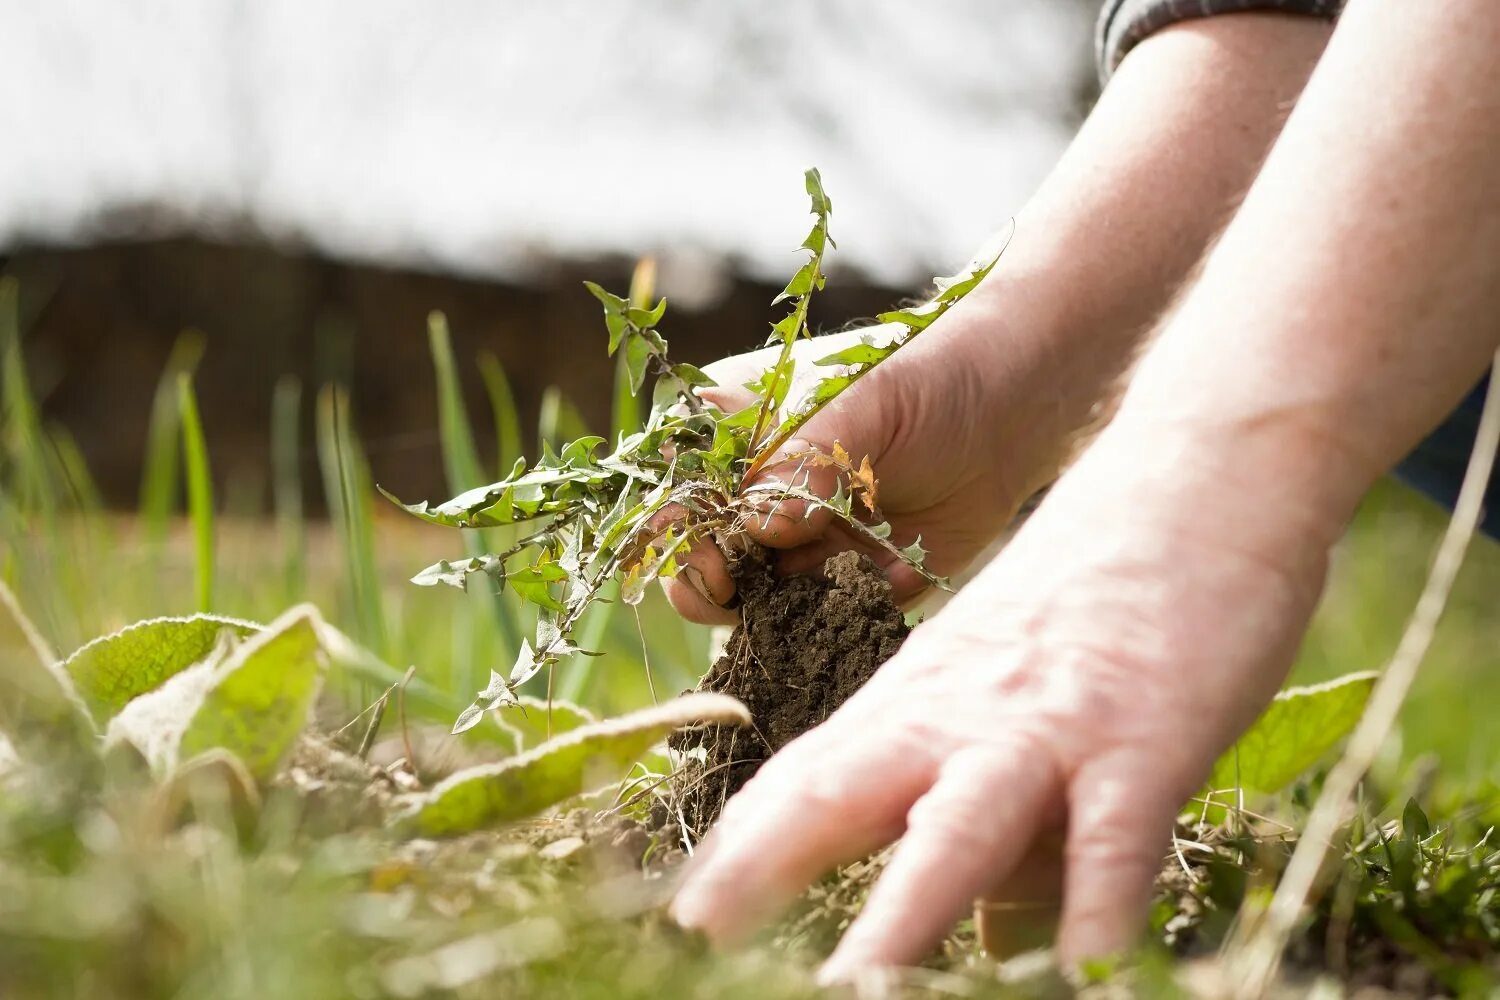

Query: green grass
<box><xmin>3</xmin><ymin>281</ymin><xmax>1499</xmax><ymax>996</ymax></box>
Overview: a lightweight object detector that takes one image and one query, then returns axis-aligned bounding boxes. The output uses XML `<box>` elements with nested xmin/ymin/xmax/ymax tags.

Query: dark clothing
<box><xmin>1096</xmin><ymin>0</ymin><xmax>1344</xmax><ymax>79</ymax></box>
<box><xmin>1095</xmin><ymin>0</ymin><xmax>1496</xmax><ymax>534</ymax></box>
<box><xmin>1394</xmin><ymin>378</ymin><xmax>1500</xmax><ymax>537</ymax></box>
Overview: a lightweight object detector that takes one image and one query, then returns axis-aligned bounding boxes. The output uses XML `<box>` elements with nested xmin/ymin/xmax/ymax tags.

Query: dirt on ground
<box><xmin>669</xmin><ymin>549</ymin><xmax>910</xmax><ymax>838</ymax></box>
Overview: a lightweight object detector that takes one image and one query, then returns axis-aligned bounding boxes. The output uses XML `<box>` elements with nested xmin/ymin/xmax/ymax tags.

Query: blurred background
<box><xmin>3</xmin><ymin>0</ymin><xmax>1498</xmax><ymax>785</ymax></box>
<box><xmin>0</xmin><ymin>0</ymin><xmax>1096</xmax><ymax>503</ymax></box>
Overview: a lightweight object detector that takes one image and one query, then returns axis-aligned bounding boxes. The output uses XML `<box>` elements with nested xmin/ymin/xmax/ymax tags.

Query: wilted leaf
<box><xmin>1203</xmin><ymin>671</ymin><xmax>1377</xmax><ymax>799</ymax></box>
<box><xmin>398</xmin><ymin>693</ymin><xmax>751</xmax><ymax>836</ymax></box>
<box><xmin>62</xmin><ymin>614</ymin><xmax>259</xmax><ymax>726</ymax></box>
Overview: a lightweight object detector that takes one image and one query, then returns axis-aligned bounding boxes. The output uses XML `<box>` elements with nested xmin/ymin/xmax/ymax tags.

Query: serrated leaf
<box><xmin>398</xmin><ymin>693</ymin><xmax>752</xmax><ymax>836</ymax></box>
<box><xmin>1203</xmin><ymin>671</ymin><xmax>1377</xmax><ymax>799</ymax></box>
<box><xmin>411</xmin><ymin>555</ymin><xmax>505</xmax><ymax>590</ymax></box>
<box><xmin>506</xmin><ymin>638</ymin><xmax>553</xmax><ymax>691</ymax></box>
<box><xmin>627</xmin><ymin>298</ymin><xmax>667</xmax><ymax>329</ymax></box>
<box><xmin>621</xmin><ymin>529</ymin><xmax>693</xmax><ymax>606</ymax></box>
<box><xmin>508</xmin><ymin>563</ymin><xmax>569</xmax><ymax>613</ymax></box>
<box><xmin>62</xmin><ymin>614</ymin><xmax>260</xmax><ymax>726</ymax></box>
<box><xmin>814</xmin><ymin>342</ymin><xmax>897</xmax><ymax>368</ymax></box>
<box><xmin>625</xmin><ymin>332</ymin><xmax>652</xmax><ymax>395</ymax></box>
<box><xmin>669</xmin><ymin>363</ymin><xmax>717</xmax><ymax>388</ymax></box>
<box><xmin>773</xmin><ymin>258</ymin><xmax>821</xmax><ymax>305</ymax></box>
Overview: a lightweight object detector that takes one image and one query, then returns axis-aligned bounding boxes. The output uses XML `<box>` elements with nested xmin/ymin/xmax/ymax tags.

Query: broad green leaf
<box><xmin>105</xmin><ymin>606</ymin><xmax>328</xmax><ymax>781</ymax></box>
<box><xmin>1203</xmin><ymin>671</ymin><xmax>1377</xmax><ymax>799</ymax></box>
<box><xmin>399</xmin><ymin>693</ymin><xmax>751</xmax><ymax>836</ymax></box>
<box><xmin>62</xmin><ymin>614</ymin><xmax>259</xmax><ymax>726</ymax></box>
<box><xmin>494</xmin><ymin>696</ymin><xmax>597</xmax><ymax>751</ymax></box>
<box><xmin>179</xmin><ymin>607</ymin><xmax>327</xmax><ymax>781</ymax></box>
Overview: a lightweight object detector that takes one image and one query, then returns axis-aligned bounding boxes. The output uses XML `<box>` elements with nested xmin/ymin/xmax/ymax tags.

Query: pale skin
<box><xmin>668</xmin><ymin>0</ymin><xmax>1500</xmax><ymax>983</ymax></box>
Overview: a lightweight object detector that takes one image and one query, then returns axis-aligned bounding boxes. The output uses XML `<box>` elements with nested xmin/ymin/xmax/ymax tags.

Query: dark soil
<box><xmin>669</xmin><ymin>549</ymin><xmax>909</xmax><ymax>838</ymax></box>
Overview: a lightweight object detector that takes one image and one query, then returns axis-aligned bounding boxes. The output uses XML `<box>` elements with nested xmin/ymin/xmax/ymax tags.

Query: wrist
<box><xmin>923</xmin><ymin>221</ymin><xmax>1160</xmax><ymax>499</ymax></box>
<box><xmin>1060</xmin><ymin>402</ymin><xmax>1359</xmax><ymax>588</ymax></box>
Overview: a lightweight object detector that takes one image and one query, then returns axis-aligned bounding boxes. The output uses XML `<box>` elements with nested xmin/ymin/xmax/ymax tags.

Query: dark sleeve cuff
<box><xmin>1096</xmin><ymin>0</ymin><xmax>1344</xmax><ymax>82</ymax></box>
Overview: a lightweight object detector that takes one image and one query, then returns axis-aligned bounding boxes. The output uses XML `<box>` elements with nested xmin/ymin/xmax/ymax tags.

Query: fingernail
<box><xmin>681</xmin><ymin>566</ymin><xmax>714</xmax><ymax>604</ymax></box>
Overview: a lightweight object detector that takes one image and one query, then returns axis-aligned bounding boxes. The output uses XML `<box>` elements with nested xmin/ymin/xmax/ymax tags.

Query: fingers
<box><xmin>671</xmin><ymin>730</ymin><xmax>934</xmax><ymax>946</ymax></box>
<box><xmin>740</xmin><ymin>440</ymin><xmax>836</xmax><ymax>550</ymax></box>
<box><xmin>818</xmin><ymin>745</ymin><xmax>1059</xmax><ymax>983</ymax></box>
<box><xmin>646</xmin><ymin>504</ymin><xmax>738</xmax><ymax>624</ymax></box>
<box><xmin>1056</xmin><ymin>749</ymin><xmax>1185</xmax><ymax>968</ymax></box>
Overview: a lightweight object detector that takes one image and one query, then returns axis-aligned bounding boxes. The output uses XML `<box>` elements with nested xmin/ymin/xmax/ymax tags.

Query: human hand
<box><xmin>668</xmin><ymin>418</ymin><xmax>1336</xmax><ymax>978</ymax></box>
<box><xmin>662</xmin><ymin>289</ymin><xmax>1050</xmax><ymax>624</ymax></box>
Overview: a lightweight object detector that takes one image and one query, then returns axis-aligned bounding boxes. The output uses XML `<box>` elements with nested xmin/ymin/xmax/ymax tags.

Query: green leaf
<box><xmin>177</xmin><ymin>373</ymin><xmax>215</xmax><ymax>612</ymax></box>
<box><xmin>508</xmin><ymin>563</ymin><xmax>569</xmax><ymax>613</ymax></box>
<box><xmin>803</xmin><ymin>167</ymin><xmax>832</xmax><ymax>219</ymax></box>
<box><xmin>494</xmin><ymin>696</ymin><xmax>597</xmax><ymax>752</ymax></box>
<box><xmin>814</xmin><ymin>342</ymin><xmax>898</xmax><ymax>368</ymax></box>
<box><xmin>627</xmin><ymin>298</ymin><xmax>667</xmax><ymax>329</ymax></box>
<box><xmin>773</xmin><ymin>258</ymin><xmax>821</xmax><ymax>305</ymax></box>
<box><xmin>1203</xmin><ymin>671</ymin><xmax>1378</xmax><ymax>799</ymax></box>
<box><xmin>61</xmin><ymin>614</ymin><xmax>260</xmax><ymax>726</ymax></box>
<box><xmin>398</xmin><ymin>693</ymin><xmax>751</xmax><ymax>836</ymax></box>
<box><xmin>669</xmin><ymin>363</ymin><xmax>717</xmax><ymax>388</ymax></box>
<box><xmin>178</xmin><ymin>607</ymin><xmax>327</xmax><ymax>781</ymax></box>
<box><xmin>413</xmin><ymin>555</ymin><xmax>507</xmax><ymax>591</ymax></box>
<box><xmin>625</xmin><ymin>332</ymin><xmax>653</xmax><ymax>395</ymax></box>
<box><xmin>104</xmin><ymin>606</ymin><xmax>327</xmax><ymax>781</ymax></box>
<box><xmin>1403</xmin><ymin>797</ymin><xmax>1432</xmax><ymax>843</ymax></box>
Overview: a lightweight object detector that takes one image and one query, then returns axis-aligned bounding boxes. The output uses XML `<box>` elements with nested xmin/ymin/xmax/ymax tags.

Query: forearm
<box><xmin>1089</xmin><ymin>0</ymin><xmax>1500</xmax><ymax>561</ymax></box>
<box><xmin>907</xmin><ymin>13</ymin><xmax>1330</xmax><ymax>497</ymax></box>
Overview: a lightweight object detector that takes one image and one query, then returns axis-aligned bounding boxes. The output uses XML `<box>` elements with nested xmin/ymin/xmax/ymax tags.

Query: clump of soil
<box><xmin>670</xmin><ymin>549</ymin><xmax>909</xmax><ymax>838</ymax></box>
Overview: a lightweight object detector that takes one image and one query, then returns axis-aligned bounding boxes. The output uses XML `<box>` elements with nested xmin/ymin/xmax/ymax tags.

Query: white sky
<box><xmin>0</xmin><ymin>0</ymin><xmax>1093</xmax><ymax>288</ymax></box>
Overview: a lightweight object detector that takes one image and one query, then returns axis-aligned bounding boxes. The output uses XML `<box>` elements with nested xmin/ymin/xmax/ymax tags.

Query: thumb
<box><xmin>741</xmin><ymin>438</ymin><xmax>838</xmax><ymax>550</ymax></box>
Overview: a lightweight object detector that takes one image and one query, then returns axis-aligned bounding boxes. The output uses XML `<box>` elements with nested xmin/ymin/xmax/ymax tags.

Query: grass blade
<box><xmin>271</xmin><ymin>375</ymin><xmax>305</xmax><ymax>603</ymax></box>
<box><xmin>0</xmin><ymin>278</ymin><xmax>57</xmax><ymax>513</ymax></box>
<box><xmin>139</xmin><ymin>330</ymin><xmax>206</xmax><ymax>544</ymax></box>
<box><xmin>177</xmin><ymin>373</ymin><xmax>215</xmax><ymax>612</ymax></box>
<box><xmin>427</xmin><ymin>312</ymin><xmax>517</xmax><ymax>693</ymax></box>
<box><xmin>427</xmin><ymin>312</ymin><xmax>487</xmax><ymax>491</ymax></box>
<box><xmin>477</xmin><ymin>351</ymin><xmax>523</xmax><ymax>476</ymax></box>
<box><xmin>316</xmin><ymin>385</ymin><xmax>388</xmax><ymax>661</ymax></box>
<box><xmin>537</xmin><ymin>387</ymin><xmax>590</xmax><ymax>456</ymax></box>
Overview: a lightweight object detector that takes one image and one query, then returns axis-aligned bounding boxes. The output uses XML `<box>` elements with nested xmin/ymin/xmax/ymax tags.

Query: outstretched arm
<box><xmin>672</xmin><ymin>0</ymin><xmax>1500</xmax><ymax>977</ymax></box>
<box><xmin>664</xmin><ymin>12</ymin><xmax>1333</xmax><ymax>622</ymax></box>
